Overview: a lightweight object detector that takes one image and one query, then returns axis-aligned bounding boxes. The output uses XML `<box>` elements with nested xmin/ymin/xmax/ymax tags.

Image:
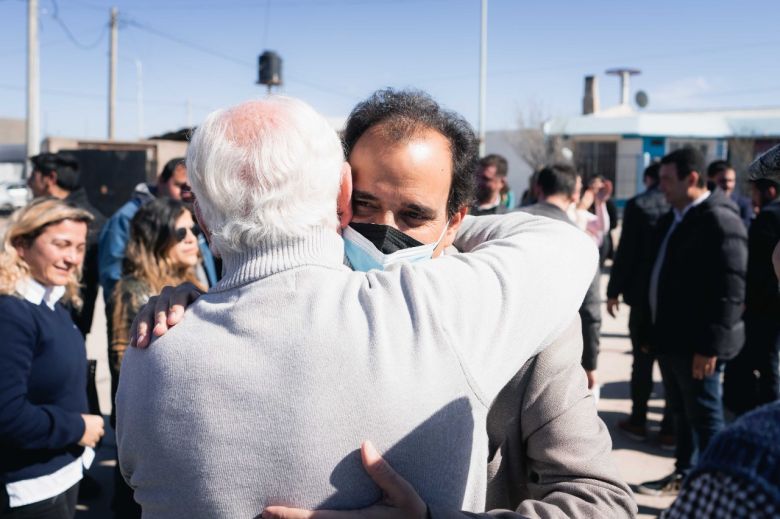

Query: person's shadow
<box><xmin>317</xmin><ymin>397</ymin><xmax>474</xmax><ymax>510</ymax></box>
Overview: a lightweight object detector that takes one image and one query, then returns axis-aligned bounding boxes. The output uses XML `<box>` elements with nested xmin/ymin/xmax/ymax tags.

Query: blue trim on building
<box><xmin>642</xmin><ymin>136</ymin><xmax>667</xmax><ymax>158</ymax></box>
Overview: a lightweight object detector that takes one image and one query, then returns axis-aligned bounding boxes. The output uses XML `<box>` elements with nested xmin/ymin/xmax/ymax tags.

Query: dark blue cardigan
<box><xmin>0</xmin><ymin>294</ymin><xmax>87</xmax><ymax>485</ymax></box>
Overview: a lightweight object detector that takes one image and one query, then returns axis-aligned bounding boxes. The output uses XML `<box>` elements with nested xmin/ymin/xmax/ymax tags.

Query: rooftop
<box><xmin>544</xmin><ymin>106</ymin><xmax>780</xmax><ymax>139</ymax></box>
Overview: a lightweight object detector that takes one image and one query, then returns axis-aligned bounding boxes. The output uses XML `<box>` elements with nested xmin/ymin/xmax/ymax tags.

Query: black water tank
<box><xmin>258</xmin><ymin>51</ymin><xmax>282</xmax><ymax>86</ymax></box>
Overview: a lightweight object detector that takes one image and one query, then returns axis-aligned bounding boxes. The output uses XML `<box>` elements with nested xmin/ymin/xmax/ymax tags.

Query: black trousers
<box><xmin>1</xmin><ymin>483</ymin><xmax>79</xmax><ymax>519</ymax></box>
<box><xmin>628</xmin><ymin>307</ymin><xmax>673</xmax><ymax>432</ymax></box>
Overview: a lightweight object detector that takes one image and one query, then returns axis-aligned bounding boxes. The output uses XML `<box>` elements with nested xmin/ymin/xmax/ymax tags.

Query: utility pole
<box><xmin>478</xmin><ymin>0</ymin><xmax>487</xmax><ymax>157</ymax></box>
<box><xmin>108</xmin><ymin>7</ymin><xmax>118</xmax><ymax>140</ymax></box>
<box><xmin>26</xmin><ymin>0</ymin><xmax>40</xmax><ymax>175</ymax></box>
<box><xmin>135</xmin><ymin>59</ymin><xmax>144</xmax><ymax>139</ymax></box>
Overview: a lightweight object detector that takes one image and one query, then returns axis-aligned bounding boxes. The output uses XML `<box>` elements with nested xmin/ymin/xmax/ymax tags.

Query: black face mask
<box><xmin>348</xmin><ymin>223</ymin><xmax>424</xmax><ymax>254</ymax></box>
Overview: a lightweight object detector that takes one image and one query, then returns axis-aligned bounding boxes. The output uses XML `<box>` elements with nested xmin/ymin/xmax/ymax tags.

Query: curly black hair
<box><xmin>343</xmin><ymin>88</ymin><xmax>477</xmax><ymax>218</ymax></box>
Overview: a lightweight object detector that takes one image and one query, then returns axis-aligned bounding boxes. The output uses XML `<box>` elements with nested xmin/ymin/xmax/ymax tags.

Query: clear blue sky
<box><xmin>1</xmin><ymin>0</ymin><xmax>779</xmax><ymax>141</ymax></box>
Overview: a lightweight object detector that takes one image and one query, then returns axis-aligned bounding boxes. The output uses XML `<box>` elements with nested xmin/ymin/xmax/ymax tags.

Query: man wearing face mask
<box><xmin>128</xmin><ymin>90</ymin><xmax>633</xmax><ymax>518</ymax></box>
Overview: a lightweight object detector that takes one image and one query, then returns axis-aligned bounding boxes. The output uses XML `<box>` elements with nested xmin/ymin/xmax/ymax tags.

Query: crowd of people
<box><xmin>0</xmin><ymin>87</ymin><xmax>778</xmax><ymax>519</ymax></box>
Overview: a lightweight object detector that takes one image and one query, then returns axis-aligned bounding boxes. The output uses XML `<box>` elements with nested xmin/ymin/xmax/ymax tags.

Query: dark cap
<box><xmin>748</xmin><ymin>144</ymin><xmax>780</xmax><ymax>183</ymax></box>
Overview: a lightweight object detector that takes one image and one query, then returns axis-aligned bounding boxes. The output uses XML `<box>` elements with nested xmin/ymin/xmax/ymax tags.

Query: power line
<box><xmin>0</xmin><ymin>38</ymin><xmax>64</xmax><ymax>57</ymax></box>
<box><xmin>123</xmin><ymin>17</ymin><xmax>253</xmax><ymax>68</ymax></box>
<box><xmin>68</xmin><ymin>0</ymin><xmax>105</xmax><ymax>11</ymax></box>
<box><xmin>107</xmin><ymin>0</ymin><xmax>453</xmax><ymax>10</ymax></box>
<box><xmin>262</xmin><ymin>0</ymin><xmax>271</xmax><ymax>49</ymax></box>
<box><xmin>47</xmin><ymin>0</ymin><xmax>107</xmax><ymax>49</ymax></box>
<box><xmin>122</xmin><ymin>16</ymin><xmax>360</xmax><ymax>100</ymax></box>
<box><xmin>0</xmin><ymin>82</ymin><xmax>214</xmax><ymax>109</ymax></box>
<box><xmin>417</xmin><ymin>39</ymin><xmax>780</xmax><ymax>84</ymax></box>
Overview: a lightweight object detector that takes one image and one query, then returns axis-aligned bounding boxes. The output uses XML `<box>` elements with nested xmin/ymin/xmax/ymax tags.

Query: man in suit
<box><xmin>707</xmin><ymin>160</ymin><xmax>753</xmax><ymax>229</ymax></box>
<box><xmin>638</xmin><ymin>147</ymin><xmax>747</xmax><ymax>497</ymax></box>
<box><xmin>607</xmin><ymin>163</ymin><xmax>673</xmax><ymax>445</ymax></box>
<box><xmin>724</xmin><ymin>144</ymin><xmax>780</xmax><ymax>415</ymax></box>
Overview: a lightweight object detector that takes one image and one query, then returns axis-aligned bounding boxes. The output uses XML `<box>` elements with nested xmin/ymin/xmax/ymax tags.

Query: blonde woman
<box><xmin>0</xmin><ymin>198</ymin><xmax>105</xmax><ymax>518</ymax></box>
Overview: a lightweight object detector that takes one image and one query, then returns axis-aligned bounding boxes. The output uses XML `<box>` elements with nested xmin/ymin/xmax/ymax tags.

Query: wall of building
<box><xmin>616</xmin><ymin>138</ymin><xmax>643</xmax><ymax>200</ymax></box>
<box><xmin>0</xmin><ymin>118</ymin><xmax>25</xmax><ymax>145</ymax></box>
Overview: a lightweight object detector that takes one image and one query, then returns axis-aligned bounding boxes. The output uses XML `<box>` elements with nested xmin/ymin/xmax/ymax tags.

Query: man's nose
<box><xmin>373</xmin><ymin>211</ymin><xmax>397</xmax><ymax>229</ymax></box>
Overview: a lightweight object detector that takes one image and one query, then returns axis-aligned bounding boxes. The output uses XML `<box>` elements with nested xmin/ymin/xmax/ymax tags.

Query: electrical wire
<box><xmin>48</xmin><ymin>0</ymin><xmax>108</xmax><ymax>49</ymax></box>
<box><xmin>262</xmin><ymin>0</ymin><xmax>271</xmax><ymax>49</ymax></box>
<box><xmin>123</xmin><ymin>17</ymin><xmax>253</xmax><ymax>68</ymax></box>
<box><xmin>123</xmin><ymin>16</ymin><xmax>360</xmax><ymax>100</ymax></box>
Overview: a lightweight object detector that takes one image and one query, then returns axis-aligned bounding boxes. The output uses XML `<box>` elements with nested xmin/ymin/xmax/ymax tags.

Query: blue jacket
<box><xmin>98</xmin><ymin>183</ymin><xmax>156</xmax><ymax>303</ymax></box>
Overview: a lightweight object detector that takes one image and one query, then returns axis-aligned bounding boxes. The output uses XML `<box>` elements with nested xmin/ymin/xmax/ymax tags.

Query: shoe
<box><xmin>617</xmin><ymin>419</ymin><xmax>648</xmax><ymax>441</ymax></box>
<box><xmin>637</xmin><ymin>472</ymin><xmax>684</xmax><ymax>496</ymax></box>
<box><xmin>658</xmin><ymin>431</ymin><xmax>676</xmax><ymax>451</ymax></box>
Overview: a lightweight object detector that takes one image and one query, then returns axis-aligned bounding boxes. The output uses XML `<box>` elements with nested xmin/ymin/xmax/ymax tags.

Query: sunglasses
<box><xmin>174</xmin><ymin>224</ymin><xmax>200</xmax><ymax>242</ymax></box>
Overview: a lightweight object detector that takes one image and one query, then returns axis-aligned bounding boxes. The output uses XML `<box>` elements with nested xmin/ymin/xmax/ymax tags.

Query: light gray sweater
<box><xmin>116</xmin><ymin>213</ymin><xmax>598</xmax><ymax>518</ymax></box>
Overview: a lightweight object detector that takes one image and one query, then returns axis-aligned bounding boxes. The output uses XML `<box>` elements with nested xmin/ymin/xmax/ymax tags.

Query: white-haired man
<box><xmin>116</xmin><ymin>95</ymin><xmax>598</xmax><ymax>518</ymax></box>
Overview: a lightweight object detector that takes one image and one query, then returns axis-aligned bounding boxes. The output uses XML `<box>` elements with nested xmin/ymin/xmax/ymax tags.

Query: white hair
<box><xmin>186</xmin><ymin>96</ymin><xmax>345</xmax><ymax>255</ymax></box>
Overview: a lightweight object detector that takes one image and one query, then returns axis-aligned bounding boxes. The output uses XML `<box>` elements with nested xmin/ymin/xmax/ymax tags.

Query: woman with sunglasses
<box><xmin>111</xmin><ymin>198</ymin><xmax>204</xmax><ymax>403</ymax></box>
<box><xmin>109</xmin><ymin>197</ymin><xmax>204</xmax><ymax>516</ymax></box>
<box><xmin>0</xmin><ymin>198</ymin><xmax>105</xmax><ymax>518</ymax></box>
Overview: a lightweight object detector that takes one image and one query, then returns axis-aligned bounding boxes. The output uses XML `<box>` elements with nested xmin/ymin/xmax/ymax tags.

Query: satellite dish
<box><xmin>635</xmin><ymin>90</ymin><xmax>649</xmax><ymax>108</ymax></box>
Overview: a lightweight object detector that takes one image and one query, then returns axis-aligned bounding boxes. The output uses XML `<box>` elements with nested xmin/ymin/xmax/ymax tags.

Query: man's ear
<box><xmin>45</xmin><ymin>171</ymin><xmax>58</xmax><ymax>193</ymax></box>
<box><xmin>688</xmin><ymin>171</ymin><xmax>701</xmax><ymax>189</ymax></box>
<box><xmin>192</xmin><ymin>200</ymin><xmax>218</xmax><ymax>257</ymax></box>
<box><xmin>440</xmin><ymin>205</ymin><xmax>469</xmax><ymax>250</ymax></box>
<box><xmin>337</xmin><ymin>162</ymin><xmax>353</xmax><ymax>230</ymax></box>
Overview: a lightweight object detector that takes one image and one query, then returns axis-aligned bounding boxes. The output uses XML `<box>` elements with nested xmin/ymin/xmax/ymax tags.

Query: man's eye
<box><xmin>403</xmin><ymin>212</ymin><xmax>429</xmax><ymax>223</ymax></box>
<box><xmin>353</xmin><ymin>200</ymin><xmax>375</xmax><ymax>209</ymax></box>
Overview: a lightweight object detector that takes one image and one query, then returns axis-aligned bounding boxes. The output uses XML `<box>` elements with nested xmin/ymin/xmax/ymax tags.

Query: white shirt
<box><xmin>5</xmin><ymin>277</ymin><xmax>94</xmax><ymax>508</ymax></box>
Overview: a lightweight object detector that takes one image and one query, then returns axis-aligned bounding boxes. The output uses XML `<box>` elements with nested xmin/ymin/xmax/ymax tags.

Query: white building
<box><xmin>545</xmin><ymin>105</ymin><xmax>780</xmax><ymax>203</ymax></box>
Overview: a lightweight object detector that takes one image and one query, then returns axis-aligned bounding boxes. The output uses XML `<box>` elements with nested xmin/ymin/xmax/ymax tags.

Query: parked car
<box><xmin>0</xmin><ymin>181</ymin><xmax>30</xmax><ymax>213</ymax></box>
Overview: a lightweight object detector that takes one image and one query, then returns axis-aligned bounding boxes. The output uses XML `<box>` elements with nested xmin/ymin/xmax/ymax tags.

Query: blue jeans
<box><xmin>658</xmin><ymin>353</ymin><xmax>725</xmax><ymax>473</ymax></box>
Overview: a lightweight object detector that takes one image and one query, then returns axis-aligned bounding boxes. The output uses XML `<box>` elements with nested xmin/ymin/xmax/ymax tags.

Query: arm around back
<box><xmin>397</xmin><ymin>213</ymin><xmax>598</xmax><ymax>404</ymax></box>
<box><xmin>430</xmin><ymin>317</ymin><xmax>635</xmax><ymax>519</ymax></box>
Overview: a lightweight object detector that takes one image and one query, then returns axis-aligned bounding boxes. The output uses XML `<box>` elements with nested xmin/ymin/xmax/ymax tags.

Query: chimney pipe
<box><xmin>583</xmin><ymin>75</ymin><xmax>599</xmax><ymax>115</ymax></box>
<box><xmin>606</xmin><ymin>68</ymin><xmax>641</xmax><ymax>107</ymax></box>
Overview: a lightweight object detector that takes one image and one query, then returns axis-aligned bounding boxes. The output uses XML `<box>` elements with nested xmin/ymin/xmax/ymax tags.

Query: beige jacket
<box><xmin>432</xmin><ymin>317</ymin><xmax>637</xmax><ymax>518</ymax></box>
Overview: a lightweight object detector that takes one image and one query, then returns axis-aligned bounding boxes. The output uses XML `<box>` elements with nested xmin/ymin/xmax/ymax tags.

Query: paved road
<box><xmin>74</xmin><ymin>273</ymin><xmax>677</xmax><ymax>518</ymax></box>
